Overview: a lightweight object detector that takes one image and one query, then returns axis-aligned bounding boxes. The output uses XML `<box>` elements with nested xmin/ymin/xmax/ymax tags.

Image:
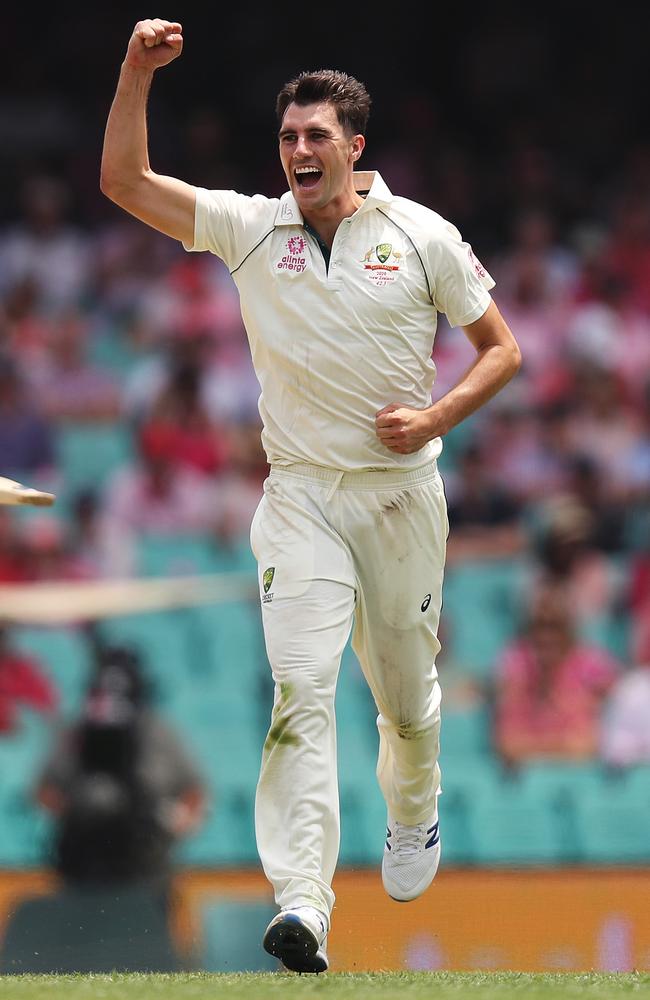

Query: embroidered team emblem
<box><xmin>276</xmin><ymin>235</ymin><xmax>309</xmax><ymax>273</ymax></box>
<box><xmin>263</xmin><ymin>567</ymin><xmax>275</xmax><ymax>593</ymax></box>
<box><xmin>361</xmin><ymin>245</ymin><xmax>402</xmax><ymax>271</ymax></box>
<box><xmin>376</xmin><ymin>242</ymin><xmax>392</xmax><ymax>264</ymax></box>
<box><xmin>360</xmin><ymin>242</ymin><xmax>404</xmax><ymax>285</ymax></box>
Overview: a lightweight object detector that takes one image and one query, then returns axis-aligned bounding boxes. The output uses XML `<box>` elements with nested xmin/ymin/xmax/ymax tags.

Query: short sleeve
<box><xmin>426</xmin><ymin>222</ymin><xmax>496</xmax><ymax>328</ymax></box>
<box><xmin>183</xmin><ymin>187</ymin><xmax>277</xmax><ymax>271</ymax></box>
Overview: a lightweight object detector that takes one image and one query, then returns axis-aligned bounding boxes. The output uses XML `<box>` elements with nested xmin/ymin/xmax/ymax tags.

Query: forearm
<box><xmin>375</xmin><ymin>300</ymin><xmax>521</xmax><ymax>455</ymax></box>
<box><xmin>100</xmin><ymin>63</ymin><xmax>154</xmax><ymax>201</ymax></box>
<box><xmin>428</xmin><ymin>341</ymin><xmax>521</xmax><ymax>437</ymax></box>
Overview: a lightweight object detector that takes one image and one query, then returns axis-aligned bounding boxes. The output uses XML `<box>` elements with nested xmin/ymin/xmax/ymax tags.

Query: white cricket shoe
<box><xmin>262</xmin><ymin>905</ymin><xmax>329</xmax><ymax>973</ymax></box>
<box><xmin>382</xmin><ymin>813</ymin><xmax>441</xmax><ymax>901</ymax></box>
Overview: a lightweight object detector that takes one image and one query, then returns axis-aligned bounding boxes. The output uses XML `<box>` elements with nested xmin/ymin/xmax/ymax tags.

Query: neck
<box><xmin>302</xmin><ymin>191</ymin><xmax>363</xmax><ymax>247</ymax></box>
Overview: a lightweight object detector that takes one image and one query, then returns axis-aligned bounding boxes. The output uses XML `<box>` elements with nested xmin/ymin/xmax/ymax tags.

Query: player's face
<box><xmin>279</xmin><ymin>102</ymin><xmax>364</xmax><ymax>213</ymax></box>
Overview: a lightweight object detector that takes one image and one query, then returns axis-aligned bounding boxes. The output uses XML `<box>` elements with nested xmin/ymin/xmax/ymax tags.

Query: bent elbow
<box><xmin>511</xmin><ymin>342</ymin><xmax>523</xmax><ymax>375</ymax></box>
<box><xmin>99</xmin><ymin>168</ymin><xmax>122</xmax><ymax>204</ymax></box>
<box><xmin>99</xmin><ymin>165</ymin><xmax>141</xmax><ymax>210</ymax></box>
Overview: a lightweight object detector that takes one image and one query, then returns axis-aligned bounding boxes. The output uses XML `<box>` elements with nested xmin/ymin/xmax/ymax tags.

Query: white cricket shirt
<box><xmin>184</xmin><ymin>171</ymin><xmax>495</xmax><ymax>472</ymax></box>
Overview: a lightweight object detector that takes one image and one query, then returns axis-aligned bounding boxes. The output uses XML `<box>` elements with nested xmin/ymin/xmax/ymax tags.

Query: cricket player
<box><xmin>101</xmin><ymin>18</ymin><xmax>522</xmax><ymax>973</ymax></box>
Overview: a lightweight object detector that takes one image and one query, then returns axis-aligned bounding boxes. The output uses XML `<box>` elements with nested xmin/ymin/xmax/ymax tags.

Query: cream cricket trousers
<box><xmin>250</xmin><ymin>462</ymin><xmax>448</xmax><ymax>921</ymax></box>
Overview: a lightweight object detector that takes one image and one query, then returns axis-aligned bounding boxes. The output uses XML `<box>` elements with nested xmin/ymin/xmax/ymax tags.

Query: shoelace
<box><xmin>392</xmin><ymin>821</ymin><xmax>427</xmax><ymax>857</ymax></box>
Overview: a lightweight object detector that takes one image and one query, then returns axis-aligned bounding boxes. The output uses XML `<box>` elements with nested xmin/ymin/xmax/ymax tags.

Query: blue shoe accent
<box><xmin>425</xmin><ymin>822</ymin><xmax>440</xmax><ymax>849</ymax></box>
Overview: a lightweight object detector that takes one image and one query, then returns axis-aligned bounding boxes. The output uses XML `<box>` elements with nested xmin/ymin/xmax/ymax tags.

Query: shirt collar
<box><xmin>273</xmin><ymin>170</ymin><xmax>393</xmax><ymax>226</ymax></box>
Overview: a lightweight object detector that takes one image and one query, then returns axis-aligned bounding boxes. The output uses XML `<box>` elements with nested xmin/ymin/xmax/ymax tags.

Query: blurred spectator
<box><xmin>599</xmin><ymin>616</ymin><xmax>650</xmax><ymax>769</ymax></box>
<box><xmin>481</xmin><ymin>398</ymin><xmax>574</xmax><ymax>504</ymax></box>
<box><xmin>493</xmin><ymin>583</ymin><xmax>620</xmax><ymax>766</ymax></box>
<box><xmin>0</xmin><ymin>510</ymin><xmax>30</xmax><ymax>584</ymax></box>
<box><xmin>561</xmin><ymin>453</ymin><xmax>627</xmax><ymax>555</ymax></box>
<box><xmin>92</xmin><ymin>216</ymin><xmax>179</xmax><ymax>321</ymax></box>
<box><xmin>445</xmin><ymin>442</ymin><xmax>526</xmax><ymax>564</ymax></box>
<box><xmin>66</xmin><ymin>489</ymin><xmax>109</xmax><ymax>580</ymax></box>
<box><xmin>567</xmin><ymin>260</ymin><xmax>650</xmax><ymax>409</ymax></box>
<box><xmin>598</xmin><ymin>189</ymin><xmax>650</xmax><ymax>315</ymax></box>
<box><xmin>139</xmin><ymin>354</ymin><xmax>232</xmax><ymax>476</ymax></box>
<box><xmin>27</xmin><ymin>308</ymin><xmax>121</xmax><ymax>422</ymax></box>
<box><xmin>621</xmin><ymin>378</ymin><xmax>650</xmax><ymax>509</ymax></box>
<box><xmin>524</xmin><ymin>495</ymin><xmax>624</xmax><ymax>635</ymax></box>
<box><xmin>1</xmin><ymin>276</ymin><xmax>53</xmax><ymax>371</ymax></box>
<box><xmin>0</xmin><ymin>352</ymin><xmax>56</xmax><ymax>481</ymax></box>
<box><xmin>123</xmin><ymin>323</ymin><xmax>259</xmax><ymax>431</ymax></box>
<box><xmin>493</xmin><ymin>206</ymin><xmax>579</xmax><ymax>306</ymax></box>
<box><xmin>210</xmin><ymin>420</ymin><xmax>268</xmax><ymax>548</ymax></box>
<box><xmin>0</xmin><ymin>621</ymin><xmax>59</xmax><ymax>734</ymax></box>
<box><xmin>563</xmin><ymin>359</ymin><xmax>641</xmax><ymax>500</ymax></box>
<box><xmin>98</xmin><ymin>432</ymin><xmax>218</xmax><ymax>575</ymax></box>
<box><xmin>35</xmin><ymin>643</ymin><xmax>206</xmax><ymax>893</ymax></box>
<box><xmin>19</xmin><ymin>513</ymin><xmax>97</xmax><ymax>583</ymax></box>
<box><xmin>0</xmin><ymin>173</ymin><xmax>91</xmax><ymax>309</ymax></box>
<box><xmin>489</xmin><ymin>214</ymin><xmax>575</xmax><ymax>406</ymax></box>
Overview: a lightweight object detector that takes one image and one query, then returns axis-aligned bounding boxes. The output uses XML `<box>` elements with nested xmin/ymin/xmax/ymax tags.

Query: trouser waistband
<box><xmin>269</xmin><ymin>461</ymin><xmax>439</xmax><ymax>493</ymax></box>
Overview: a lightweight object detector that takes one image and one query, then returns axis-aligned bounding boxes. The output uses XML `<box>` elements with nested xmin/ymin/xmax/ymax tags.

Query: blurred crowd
<box><xmin>1</xmin><ymin>50</ymin><xmax>650</xmax><ymax>777</ymax></box>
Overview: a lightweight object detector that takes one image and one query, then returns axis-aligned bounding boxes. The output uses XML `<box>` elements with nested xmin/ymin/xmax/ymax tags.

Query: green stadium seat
<box><xmin>335</xmin><ymin>642</ymin><xmax>376</xmax><ymax>727</ymax></box>
<box><xmin>136</xmin><ymin>533</ymin><xmax>221</xmax><ymax>578</ymax></box>
<box><xmin>57</xmin><ymin>421</ymin><xmax>134</xmax><ymax>499</ymax></box>
<box><xmin>12</xmin><ymin>626</ymin><xmax>92</xmax><ymax>719</ymax></box>
<box><xmin>99</xmin><ymin>611</ymin><xmax>194</xmax><ymax>707</ymax></box>
<box><xmin>514</xmin><ymin>760</ymin><xmax>612</xmax><ymax>860</ymax></box>
<box><xmin>572</xmin><ymin>778</ymin><xmax>650</xmax><ymax>863</ymax></box>
<box><xmin>441</xmin><ymin>559</ymin><xmax>525</xmax><ymax>677</ymax></box>
<box><xmin>439</xmin><ymin>705</ymin><xmax>492</xmax><ymax>758</ymax></box>
<box><xmin>177</xmin><ymin>785</ymin><xmax>258</xmax><ymax>866</ymax></box>
<box><xmin>339</xmin><ymin>771</ymin><xmax>386</xmax><ymax>865</ymax></box>
<box><xmin>87</xmin><ymin>324</ymin><xmax>139</xmax><ymax>375</ymax></box>
<box><xmin>438</xmin><ymin>782</ymin><xmax>475</xmax><ymax>865</ymax></box>
<box><xmin>463</xmin><ymin>771</ymin><xmax>568</xmax><ymax>865</ymax></box>
<box><xmin>200</xmin><ymin>898</ymin><xmax>279</xmax><ymax>971</ymax></box>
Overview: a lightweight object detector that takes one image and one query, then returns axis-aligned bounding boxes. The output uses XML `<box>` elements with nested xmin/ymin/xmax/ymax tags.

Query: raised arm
<box><xmin>100</xmin><ymin>18</ymin><xmax>196</xmax><ymax>245</ymax></box>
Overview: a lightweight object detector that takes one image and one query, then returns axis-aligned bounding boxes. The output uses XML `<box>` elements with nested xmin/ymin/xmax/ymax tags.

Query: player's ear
<box><xmin>351</xmin><ymin>134</ymin><xmax>365</xmax><ymax>162</ymax></box>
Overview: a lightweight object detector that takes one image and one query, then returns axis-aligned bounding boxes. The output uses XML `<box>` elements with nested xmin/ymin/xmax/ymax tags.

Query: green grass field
<box><xmin>2</xmin><ymin>973</ymin><xmax>650</xmax><ymax>999</ymax></box>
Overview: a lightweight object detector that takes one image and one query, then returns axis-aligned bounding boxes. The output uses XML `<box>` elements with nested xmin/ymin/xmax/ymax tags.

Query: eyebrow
<box><xmin>278</xmin><ymin>125</ymin><xmax>335</xmax><ymax>139</ymax></box>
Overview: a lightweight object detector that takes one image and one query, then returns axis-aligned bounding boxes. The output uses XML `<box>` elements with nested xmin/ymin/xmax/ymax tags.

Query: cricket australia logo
<box><xmin>276</xmin><ymin>235</ymin><xmax>308</xmax><ymax>273</ymax></box>
<box><xmin>262</xmin><ymin>566</ymin><xmax>275</xmax><ymax>603</ymax></box>
<box><xmin>360</xmin><ymin>242</ymin><xmax>404</xmax><ymax>285</ymax></box>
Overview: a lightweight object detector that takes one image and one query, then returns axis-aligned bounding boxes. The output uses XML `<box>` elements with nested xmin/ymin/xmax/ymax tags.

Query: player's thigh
<box><xmin>251</xmin><ymin>476</ymin><xmax>356</xmax><ymax>686</ymax></box>
<box><xmin>347</xmin><ymin>477</ymin><xmax>447</xmax><ymax>715</ymax></box>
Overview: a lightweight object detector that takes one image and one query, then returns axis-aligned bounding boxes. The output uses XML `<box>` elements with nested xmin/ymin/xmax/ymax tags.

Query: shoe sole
<box><xmin>263</xmin><ymin>913</ymin><xmax>328</xmax><ymax>974</ymax></box>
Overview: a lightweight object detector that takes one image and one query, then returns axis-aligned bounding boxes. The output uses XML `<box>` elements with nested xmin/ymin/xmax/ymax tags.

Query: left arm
<box><xmin>375</xmin><ymin>300</ymin><xmax>521</xmax><ymax>454</ymax></box>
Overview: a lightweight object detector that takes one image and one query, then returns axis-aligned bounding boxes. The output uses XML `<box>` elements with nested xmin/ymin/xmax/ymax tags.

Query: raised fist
<box><xmin>125</xmin><ymin>18</ymin><xmax>183</xmax><ymax>70</ymax></box>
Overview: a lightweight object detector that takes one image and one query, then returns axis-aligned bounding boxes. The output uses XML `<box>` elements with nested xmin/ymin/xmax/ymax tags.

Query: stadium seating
<box><xmin>199</xmin><ymin>898</ymin><xmax>279</xmax><ymax>971</ymax></box>
<box><xmin>0</xmin><ymin>885</ymin><xmax>184</xmax><ymax>973</ymax></box>
<box><xmin>440</xmin><ymin>559</ymin><xmax>525</xmax><ymax>677</ymax></box>
<box><xmin>571</xmin><ymin>771</ymin><xmax>650</xmax><ymax>863</ymax></box>
<box><xmin>56</xmin><ymin>421</ymin><xmax>134</xmax><ymax>503</ymax></box>
<box><xmin>12</xmin><ymin>625</ymin><xmax>92</xmax><ymax>720</ymax></box>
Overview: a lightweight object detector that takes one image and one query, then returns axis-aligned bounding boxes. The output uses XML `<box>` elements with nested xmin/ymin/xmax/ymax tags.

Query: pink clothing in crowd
<box><xmin>494</xmin><ymin>638</ymin><xmax>620</xmax><ymax>762</ymax></box>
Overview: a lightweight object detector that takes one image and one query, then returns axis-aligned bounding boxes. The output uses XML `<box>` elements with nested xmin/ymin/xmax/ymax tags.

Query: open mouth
<box><xmin>295</xmin><ymin>166</ymin><xmax>323</xmax><ymax>189</ymax></box>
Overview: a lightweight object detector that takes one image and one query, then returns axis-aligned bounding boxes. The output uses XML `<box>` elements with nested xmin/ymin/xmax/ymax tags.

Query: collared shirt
<box><xmin>184</xmin><ymin>171</ymin><xmax>495</xmax><ymax>472</ymax></box>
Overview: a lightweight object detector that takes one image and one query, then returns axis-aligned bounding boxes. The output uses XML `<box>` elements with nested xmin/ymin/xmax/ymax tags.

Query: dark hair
<box><xmin>276</xmin><ymin>69</ymin><xmax>371</xmax><ymax>136</ymax></box>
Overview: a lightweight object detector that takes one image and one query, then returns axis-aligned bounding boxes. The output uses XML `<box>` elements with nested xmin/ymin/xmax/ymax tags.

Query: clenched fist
<box><xmin>375</xmin><ymin>402</ymin><xmax>439</xmax><ymax>454</ymax></box>
<box><xmin>125</xmin><ymin>19</ymin><xmax>183</xmax><ymax>71</ymax></box>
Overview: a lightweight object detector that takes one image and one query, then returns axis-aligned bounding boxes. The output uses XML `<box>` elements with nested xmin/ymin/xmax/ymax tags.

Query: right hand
<box><xmin>125</xmin><ymin>18</ymin><xmax>183</xmax><ymax>71</ymax></box>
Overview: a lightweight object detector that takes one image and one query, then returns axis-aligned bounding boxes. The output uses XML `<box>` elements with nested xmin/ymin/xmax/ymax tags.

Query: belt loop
<box><xmin>325</xmin><ymin>471</ymin><xmax>344</xmax><ymax>502</ymax></box>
